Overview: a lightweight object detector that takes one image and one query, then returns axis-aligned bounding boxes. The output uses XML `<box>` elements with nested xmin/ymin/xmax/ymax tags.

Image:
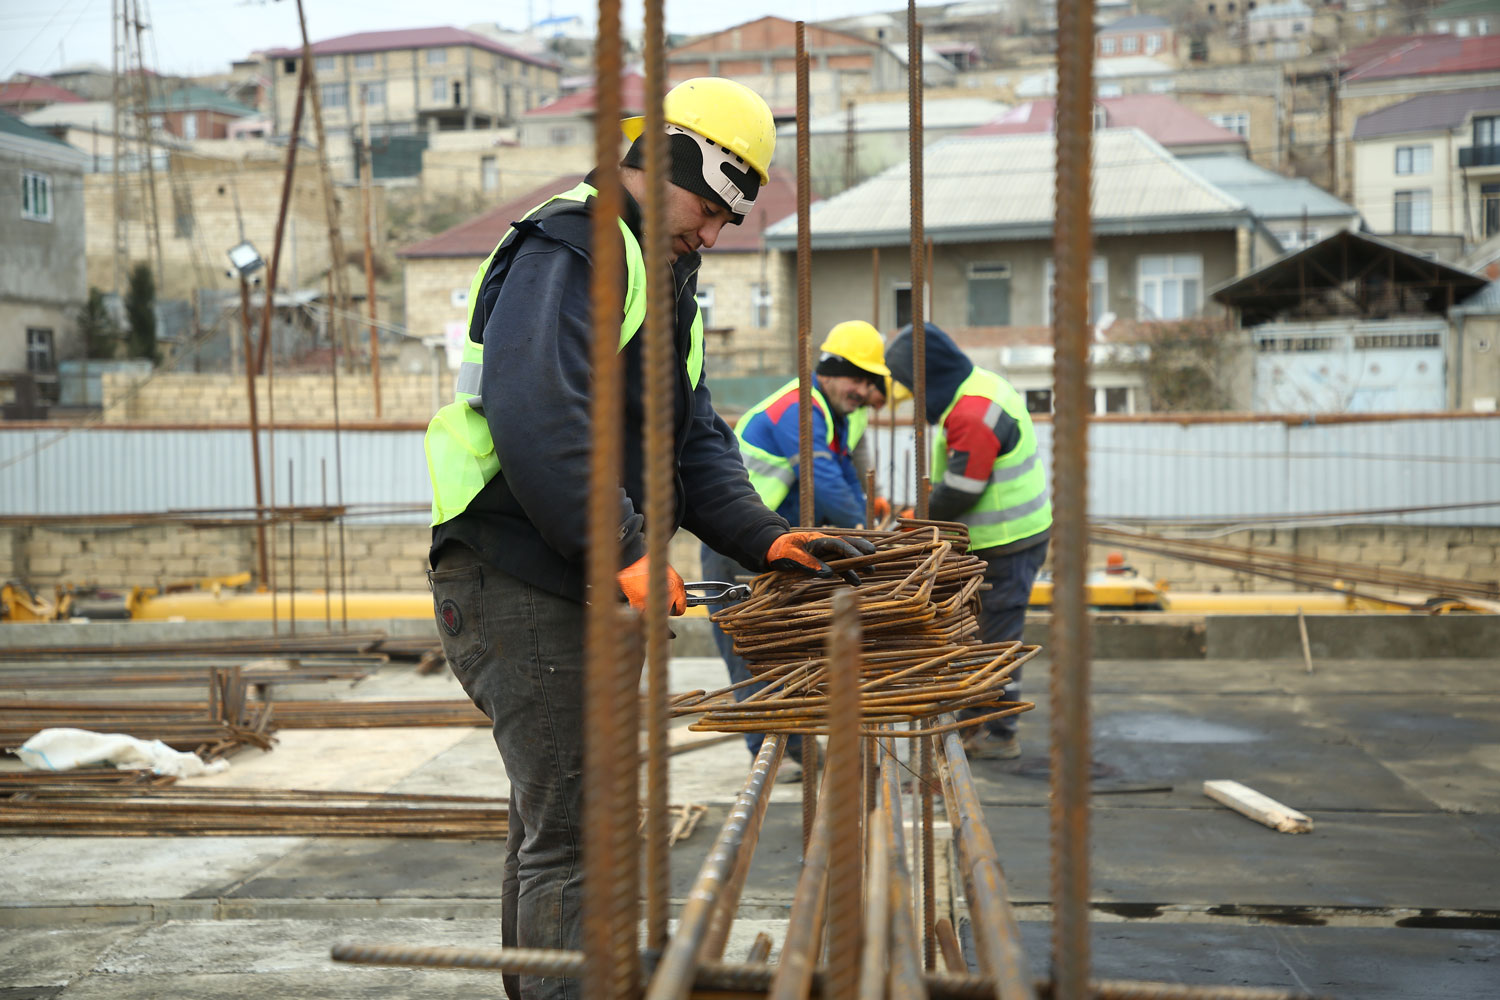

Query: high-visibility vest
<box><xmin>931</xmin><ymin>367</ymin><xmax>1051</xmax><ymax>550</ymax></box>
<box><xmin>424</xmin><ymin>181</ymin><xmax>704</xmax><ymax>526</ymax></box>
<box><xmin>733</xmin><ymin>378</ymin><xmax>841</xmax><ymax>511</ymax></box>
<box><xmin>846</xmin><ymin>406</ymin><xmax>870</xmax><ymax>452</ymax></box>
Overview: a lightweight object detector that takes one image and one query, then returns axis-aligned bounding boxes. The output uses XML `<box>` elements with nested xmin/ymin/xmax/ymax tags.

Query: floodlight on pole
<box><xmin>227</xmin><ymin>240</ymin><xmax>265</xmax><ymax>279</ymax></box>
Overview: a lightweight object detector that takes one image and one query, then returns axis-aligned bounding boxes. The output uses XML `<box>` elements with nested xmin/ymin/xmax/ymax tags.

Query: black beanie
<box><xmin>621</xmin><ymin>131</ymin><xmax>760</xmax><ymax>224</ymax></box>
<box><xmin>817</xmin><ymin>354</ymin><xmax>885</xmax><ymax>393</ymax></box>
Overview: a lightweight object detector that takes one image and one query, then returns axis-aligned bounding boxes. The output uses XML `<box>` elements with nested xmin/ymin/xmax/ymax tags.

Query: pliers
<box><xmin>683</xmin><ymin>580</ymin><xmax>751</xmax><ymax>608</ymax></box>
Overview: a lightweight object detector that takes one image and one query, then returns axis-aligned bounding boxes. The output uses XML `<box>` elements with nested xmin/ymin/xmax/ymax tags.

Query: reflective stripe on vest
<box><xmin>733</xmin><ymin>378</ymin><xmax>836</xmax><ymax>511</ymax></box>
<box><xmin>424</xmin><ymin>181</ymin><xmax>703</xmax><ymax>526</ymax></box>
<box><xmin>846</xmin><ymin>406</ymin><xmax>869</xmax><ymax>452</ymax></box>
<box><xmin>931</xmin><ymin>367</ymin><xmax>1051</xmax><ymax>551</ymax></box>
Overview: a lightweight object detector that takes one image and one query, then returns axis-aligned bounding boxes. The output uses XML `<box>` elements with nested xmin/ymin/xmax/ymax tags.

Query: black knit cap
<box><xmin>817</xmin><ymin>353</ymin><xmax>886</xmax><ymax>394</ymax></box>
<box><xmin>621</xmin><ymin>130</ymin><xmax>761</xmax><ymax>224</ymax></box>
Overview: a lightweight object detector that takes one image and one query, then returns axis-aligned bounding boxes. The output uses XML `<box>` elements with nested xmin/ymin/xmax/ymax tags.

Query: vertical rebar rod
<box><xmin>882</xmin><ymin>741</ymin><xmax>927</xmax><ymax>1000</ymax></box>
<box><xmin>640</xmin><ymin>0</ymin><xmax>672</xmax><ymax>954</ymax></box>
<box><xmin>865</xmin><ymin>469</ymin><xmax>876</xmax><ymax>526</ymax></box>
<box><xmin>856</xmin><ymin>790</ymin><xmax>890</xmax><ymax>1000</ymax></box>
<box><xmin>795</xmin><ymin>21</ymin><xmax>814</xmax><ymax>531</ymax></box>
<box><xmin>320</xmin><ymin>458</ymin><xmax>331</xmax><ymax>630</ymax></box>
<box><xmin>871</xmin><ymin>246</ymin><xmax>880</xmax><ymax>329</ymax></box>
<box><xmin>286</xmin><ymin>459</ymin><xmax>296</xmax><ymax>634</ymax></box>
<box><xmin>1051</xmin><ymin>0</ymin><xmax>1096</xmax><ymax>993</ymax></box>
<box><xmin>702</xmin><ymin>733</ymin><xmax>785</xmax><ymax>959</ymax></box>
<box><xmin>583</xmin><ymin>0</ymin><xmax>638</xmax><ymax>993</ymax></box>
<box><xmin>802</xmin><ymin>722</ymin><xmax>820</xmax><ymax>856</ymax></box>
<box><xmin>825</xmin><ymin>589</ymin><xmax>864</xmax><ymax>998</ymax></box>
<box><xmin>926</xmin><ymin>239</ymin><xmax>935</xmax><ymax>326</ymax></box>
<box><xmin>768</xmin><ymin>798</ymin><xmax>832</xmax><ymax>1000</ymax></box>
<box><xmin>921</xmin><ymin>724</ymin><xmax>936</xmax><ymax>970</ymax></box>
<box><xmin>906</xmin><ymin>10</ymin><xmax>928</xmax><ymax>520</ymax></box>
<box><xmin>359</xmin><ymin>99</ymin><xmax>382</xmax><ymax>417</ymax></box>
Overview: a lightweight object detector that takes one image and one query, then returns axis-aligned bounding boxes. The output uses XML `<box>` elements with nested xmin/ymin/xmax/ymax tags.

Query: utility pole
<box><xmin>843</xmin><ymin>99</ymin><xmax>856</xmax><ymax>192</ymax></box>
<box><xmin>110</xmin><ymin>0</ymin><xmax>124</xmax><ymax>296</ymax></box>
<box><xmin>360</xmin><ymin>95</ymin><xmax>382</xmax><ymax>417</ymax></box>
<box><xmin>294</xmin><ymin>0</ymin><xmax>355</xmax><ymax>369</ymax></box>
<box><xmin>127</xmin><ymin>0</ymin><xmax>164</xmax><ymax>279</ymax></box>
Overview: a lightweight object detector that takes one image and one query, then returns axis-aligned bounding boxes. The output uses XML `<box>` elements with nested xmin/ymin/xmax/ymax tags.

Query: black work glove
<box><xmin>764</xmin><ymin>531</ymin><xmax>877</xmax><ymax>586</ymax></box>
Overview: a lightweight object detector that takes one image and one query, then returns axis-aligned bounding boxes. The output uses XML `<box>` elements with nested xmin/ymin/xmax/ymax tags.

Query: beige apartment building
<box><xmin>1351</xmin><ymin>89</ymin><xmax>1500</xmax><ymax>245</ymax></box>
<box><xmin>262</xmin><ymin>27</ymin><xmax>561</xmax><ymax>138</ymax></box>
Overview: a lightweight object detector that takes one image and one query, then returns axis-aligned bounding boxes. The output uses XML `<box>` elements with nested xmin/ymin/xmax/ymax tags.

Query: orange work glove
<box><xmin>765</xmin><ymin>532</ymin><xmax>877</xmax><ymax>586</ymax></box>
<box><xmin>872</xmin><ymin>496</ymin><xmax>892</xmax><ymax>520</ymax></box>
<box><xmin>897</xmin><ymin>507</ymin><xmax>915</xmax><ymax>520</ymax></box>
<box><xmin>616</xmin><ymin>555</ymin><xmax>686</xmax><ymax>616</ymax></box>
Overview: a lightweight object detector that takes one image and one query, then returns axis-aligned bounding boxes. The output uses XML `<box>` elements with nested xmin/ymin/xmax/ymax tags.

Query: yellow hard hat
<box><xmin>621</xmin><ymin>77</ymin><xmax>776</xmax><ymax>185</ymax></box>
<box><xmin>884</xmin><ymin>376</ymin><xmax>912</xmax><ymax>404</ymax></box>
<box><xmin>819</xmin><ymin>320</ymin><xmax>890</xmax><ymax>378</ymax></box>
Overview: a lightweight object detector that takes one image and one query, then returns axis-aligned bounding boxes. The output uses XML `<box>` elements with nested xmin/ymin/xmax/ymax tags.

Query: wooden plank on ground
<box><xmin>1203</xmin><ymin>779</ymin><xmax>1313</xmax><ymax>834</ymax></box>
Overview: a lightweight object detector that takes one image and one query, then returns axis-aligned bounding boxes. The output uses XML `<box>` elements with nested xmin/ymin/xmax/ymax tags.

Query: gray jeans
<box><xmin>429</xmin><ymin>544</ymin><xmax>591</xmax><ymax>1000</ymax></box>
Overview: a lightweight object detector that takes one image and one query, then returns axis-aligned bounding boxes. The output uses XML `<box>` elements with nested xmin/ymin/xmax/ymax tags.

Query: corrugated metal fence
<box><xmin>2</xmin><ymin>418</ymin><xmax>1498</xmax><ymax>526</ymax></box>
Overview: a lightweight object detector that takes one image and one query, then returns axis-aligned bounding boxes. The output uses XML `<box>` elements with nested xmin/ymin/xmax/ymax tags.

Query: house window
<box><xmin>1457</xmin><ymin>19</ymin><xmax>1472</xmax><ymax>36</ymax></box>
<box><xmin>1101</xmin><ymin>37</ymin><xmax>1118</xmax><ymax>54</ymax></box>
<box><xmin>481</xmin><ymin>155</ymin><xmax>498</xmax><ymax>192</ymax></box>
<box><xmin>1045</xmin><ymin>257</ymin><xmax>1109</xmax><ymax>325</ymax></box>
<box><xmin>1394</xmin><ymin>144</ymin><xmax>1431</xmax><ymax>175</ymax></box>
<box><xmin>1482</xmin><ymin>182</ymin><xmax>1500</xmax><ymax>238</ymax></box>
<box><xmin>26</xmin><ymin>328</ymin><xmax>55</xmax><ymax>373</ymax></box>
<box><xmin>1435</xmin><ymin>19</ymin><xmax>1451</xmax><ymax>32</ymax></box>
<box><xmin>430</xmin><ymin>77</ymin><xmax>448</xmax><ymax>103</ymax></box>
<box><xmin>1137</xmin><ymin>253</ymin><xmax>1203</xmax><ymax>320</ymax></box>
<box><xmin>315</xmin><ymin>55</ymin><xmax>335</xmax><ymax>73</ymax></box>
<box><xmin>1123</xmin><ymin>35</ymin><xmax>1139</xmax><ymax>53</ymax></box>
<box><xmin>21</xmin><ymin>170</ymin><xmax>51</xmax><ymax>222</ymax></box>
<box><xmin>1475</xmin><ymin>115</ymin><xmax>1499</xmax><ymax>147</ymax></box>
<box><xmin>321</xmin><ymin>83</ymin><xmax>348</xmax><ymax>109</ymax></box>
<box><xmin>549</xmin><ymin>126</ymin><xmax>573</xmax><ymax>144</ymax></box>
<box><xmin>1275</xmin><ymin>227</ymin><xmax>1321</xmax><ymax>251</ymax></box>
<box><xmin>751</xmin><ymin>282</ymin><xmax>772</xmax><ymax>327</ymax></box>
<box><xmin>1025</xmin><ymin>389</ymin><xmax>1052</xmax><ymax>413</ymax></box>
<box><xmin>361</xmin><ymin>81</ymin><xmax>386</xmax><ymax>106</ymax></box>
<box><xmin>354</xmin><ymin>52</ymin><xmax>376</xmax><ymax>69</ymax></box>
<box><xmin>695</xmin><ymin>285</ymin><xmax>715</xmax><ymax>327</ymax></box>
<box><xmin>1148</xmin><ymin>77</ymin><xmax>1175</xmax><ymax>92</ymax></box>
<box><xmin>426</xmin><ymin>48</ymin><xmax>447</xmax><ymax>65</ymax></box>
<box><xmin>1101</xmin><ymin>386</ymin><xmax>1132</xmax><ymax>414</ymax></box>
<box><xmin>1393</xmin><ymin>189</ymin><xmax>1432</xmax><ymax>234</ymax></box>
<box><xmin>966</xmin><ymin>262</ymin><xmax>1012</xmax><ymax>325</ymax></box>
<box><xmin>1208</xmin><ymin>111</ymin><xmax>1250</xmax><ymax>138</ymax></box>
<box><xmin>1092</xmin><ymin>104</ymin><xmax>1109</xmax><ymax>130</ymax></box>
<box><xmin>183</xmin><ymin>113</ymin><xmax>198</xmax><ymax>139</ymax></box>
<box><xmin>1145</xmin><ymin>32</ymin><xmax>1162</xmax><ymax>53</ymax></box>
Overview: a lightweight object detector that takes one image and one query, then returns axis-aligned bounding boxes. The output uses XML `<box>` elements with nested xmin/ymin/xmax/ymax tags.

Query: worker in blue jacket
<box><xmin>700</xmin><ymin>321</ymin><xmax>891</xmax><ymax>778</ymax></box>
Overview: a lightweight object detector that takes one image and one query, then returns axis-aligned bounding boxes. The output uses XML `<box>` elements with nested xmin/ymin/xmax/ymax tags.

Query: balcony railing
<box><xmin>1458</xmin><ymin>144</ymin><xmax>1500</xmax><ymax>168</ymax></box>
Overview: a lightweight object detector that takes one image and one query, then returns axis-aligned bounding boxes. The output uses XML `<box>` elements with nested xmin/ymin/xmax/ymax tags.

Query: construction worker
<box><xmin>886</xmin><ymin>322</ymin><xmax>1051</xmax><ymax>761</ymax></box>
<box><xmin>423</xmin><ymin>78</ymin><xmax>872</xmax><ymax>1000</ymax></box>
<box><xmin>700</xmin><ymin>320</ymin><xmax>891</xmax><ymax>776</ymax></box>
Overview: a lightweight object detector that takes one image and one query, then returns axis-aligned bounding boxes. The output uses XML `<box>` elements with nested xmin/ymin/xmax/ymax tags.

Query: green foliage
<box><xmin>124</xmin><ymin>263</ymin><xmax>158</xmax><ymax>362</ymax></box>
<box><xmin>1118</xmin><ymin>318</ymin><xmax>1241</xmax><ymax>412</ymax></box>
<box><xmin>76</xmin><ymin>287</ymin><xmax>120</xmax><ymax>360</ymax></box>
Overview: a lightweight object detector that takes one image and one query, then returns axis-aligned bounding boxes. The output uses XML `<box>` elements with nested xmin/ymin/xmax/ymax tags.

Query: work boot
<box><xmin>776</xmin><ymin>759</ymin><xmax>804</xmax><ymax>784</ymax></box>
<box><xmin>962</xmin><ymin>730</ymin><xmax>1021</xmax><ymax>760</ymax></box>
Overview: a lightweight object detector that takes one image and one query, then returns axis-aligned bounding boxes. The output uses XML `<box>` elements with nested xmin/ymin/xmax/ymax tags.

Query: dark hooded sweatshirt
<box><xmin>431</xmin><ymin>172</ymin><xmax>790</xmax><ymax>602</ymax></box>
<box><xmin>886</xmin><ymin>322</ymin><xmax>1049</xmax><ymax>556</ymax></box>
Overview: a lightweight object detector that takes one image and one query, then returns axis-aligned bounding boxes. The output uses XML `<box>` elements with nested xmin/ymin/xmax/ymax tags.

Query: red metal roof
<box><xmin>965</xmin><ymin>94</ymin><xmax>1244</xmax><ymax>147</ymax></box>
<box><xmin>264</xmin><ymin>27</ymin><xmax>556</xmax><ymax>70</ymax></box>
<box><xmin>525</xmin><ymin>73</ymin><xmax>646</xmax><ymax>118</ymax></box>
<box><xmin>0</xmin><ymin>79</ymin><xmax>83</xmax><ymax>106</ymax></box>
<box><xmin>399</xmin><ymin>168</ymin><xmax>802</xmax><ymax>259</ymax></box>
<box><xmin>1342</xmin><ymin>33</ymin><xmax>1500</xmax><ymax>82</ymax></box>
<box><xmin>398</xmin><ymin>175</ymin><xmax>586</xmax><ymax>259</ymax></box>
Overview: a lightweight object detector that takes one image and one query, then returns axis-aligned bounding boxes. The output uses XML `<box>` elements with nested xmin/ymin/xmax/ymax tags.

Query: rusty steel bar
<box><xmin>795</xmin><ymin>19</ymin><xmax>814</xmax><ymax>530</ymax></box>
<box><xmin>254</xmin><ymin>48</ymin><xmax>302</xmax><ymax>377</ymax></box>
<box><xmin>237</xmin><ymin>277</ymin><xmax>269</xmax><ymax>588</ymax></box>
<box><xmin>802</xmin><ymin>723</ymin><xmax>821</xmax><ymax>856</ymax></box>
<box><xmin>330</xmin><ymin>944</ymin><xmax>1325</xmax><ymax>999</ymax></box>
<box><xmin>856</xmin><ymin>779</ymin><xmax>891</xmax><ymax>1000</ymax></box>
<box><xmin>287</xmin><ymin>459</ymin><xmax>296</xmax><ymax>633</ymax></box>
<box><xmin>583</xmin><ymin>0</ymin><xmax>638</xmax><ymax>994</ymax></box>
<box><xmin>768</xmin><ymin>797</ymin><xmax>833</xmax><ymax>1000</ymax></box>
<box><xmin>645</xmin><ymin>735</ymin><xmax>785</xmax><ymax>1000</ymax></box>
<box><xmin>1051</xmin><ymin>0</ymin><xmax>1095</xmax><ymax>992</ymax></box>
<box><xmin>358</xmin><ymin>102</ymin><xmax>381</xmax><ymax>417</ymax></box>
<box><xmin>882</xmin><ymin>740</ymin><xmax>927</xmax><ymax>1000</ymax></box>
<box><xmin>907</xmin><ymin>7</ymin><xmax>928</xmax><ymax>521</ymax></box>
<box><xmin>935</xmin><ymin>918</ymin><xmax>965</xmax><ymax>974</ymax></box>
<box><xmin>921</xmin><ymin>723</ymin><xmax>936</xmax><ymax>970</ymax></box>
<box><xmin>872</xmin><ymin>246</ymin><xmax>881</xmax><ymax>328</ymax></box>
<box><xmin>825</xmin><ymin>589</ymin><xmax>865</xmax><ymax>997</ymax></box>
<box><xmin>938</xmin><ymin>727</ymin><xmax>1036</xmax><ymax>998</ymax></box>
<box><xmin>746</xmin><ymin>933</ymin><xmax>775</xmax><ymax>964</ymax></box>
<box><xmin>701</xmin><ymin>735</ymin><xmax>786</xmax><ymax>959</ymax></box>
<box><xmin>640</xmin><ymin>0</ymin><xmax>673</xmax><ymax>955</ymax></box>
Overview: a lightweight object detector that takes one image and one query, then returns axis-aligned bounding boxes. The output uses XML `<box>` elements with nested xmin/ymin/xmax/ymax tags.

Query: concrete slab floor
<box><xmin>2</xmin><ymin>651</ymin><xmax>1497</xmax><ymax>999</ymax></box>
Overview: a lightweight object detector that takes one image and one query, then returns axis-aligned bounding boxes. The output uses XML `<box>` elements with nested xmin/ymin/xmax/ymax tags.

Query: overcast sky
<box><xmin>0</xmin><ymin>0</ymin><xmax>890</xmax><ymax>80</ymax></box>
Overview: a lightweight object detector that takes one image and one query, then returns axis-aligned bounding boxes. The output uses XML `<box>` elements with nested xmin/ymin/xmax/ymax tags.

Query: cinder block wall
<box><xmin>7</xmin><ymin>524</ymin><xmax>1497</xmax><ymax>600</ymax></box>
<box><xmin>100</xmin><ymin>372</ymin><xmax>453</xmax><ymax>424</ymax></box>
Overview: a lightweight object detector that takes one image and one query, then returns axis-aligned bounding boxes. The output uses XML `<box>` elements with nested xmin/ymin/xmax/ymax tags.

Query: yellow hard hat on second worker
<box><xmin>820</xmin><ymin>320</ymin><xmax>891</xmax><ymax>378</ymax></box>
<box><xmin>621</xmin><ymin>78</ymin><xmax>776</xmax><ymax>185</ymax></box>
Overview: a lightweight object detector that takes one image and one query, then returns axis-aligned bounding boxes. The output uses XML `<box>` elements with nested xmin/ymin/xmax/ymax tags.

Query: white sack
<box><xmin>16</xmin><ymin>727</ymin><xmax>230</xmax><ymax>777</ymax></box>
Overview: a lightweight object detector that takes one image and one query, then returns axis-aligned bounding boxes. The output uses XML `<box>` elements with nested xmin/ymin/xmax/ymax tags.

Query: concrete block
<box><xmin>1359</xmin><ymin>544</ymin><xmax>1405</xmax><ymax>565</ymax></box>
<box><xmin>1446</xmin><ymin>545</ymin><xmax>1496</xmax><ymax>567</ymax></box>
<box><xmin>27</xmin><ymin>556</ymin><xmax>63</xmax><ymax>574</ymax></box>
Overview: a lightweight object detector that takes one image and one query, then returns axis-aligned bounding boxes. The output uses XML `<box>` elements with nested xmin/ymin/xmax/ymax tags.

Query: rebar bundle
<box><xmin>672</xmin><ymin>521</ymin><xmax>1037</xmax><ymax>736</ymax></box>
